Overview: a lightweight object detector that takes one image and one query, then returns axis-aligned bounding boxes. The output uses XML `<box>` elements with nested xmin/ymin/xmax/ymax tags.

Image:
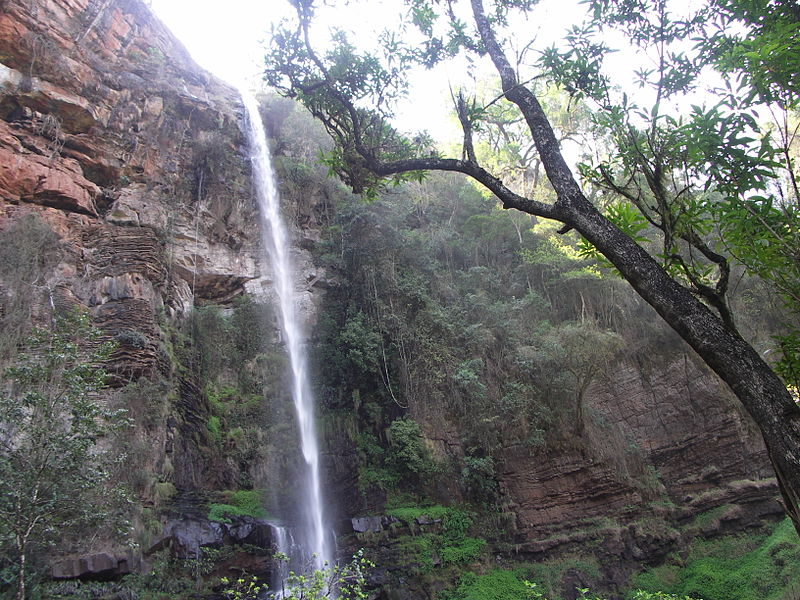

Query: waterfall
<box><xmin>269</xmin><ymin>523</ymin><xmax>296</xmax><ymax>593</ymax></box>
<box><xmin>241</xmin><ymin>91</ymin><xmax>333</xmax><ymax>573</ymax></box>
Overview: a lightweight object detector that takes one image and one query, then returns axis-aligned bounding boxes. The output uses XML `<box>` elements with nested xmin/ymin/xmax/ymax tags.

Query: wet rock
<box><xmin>51</xmin><ymin>552</ymin><xmax>138</xmax><ymax>580</ymax></box>
<box><xmin>352</xmin><ymin>516</ymin><xmax>383</xmax><ymax>533</ymax></box>
<box><xmin>152</xmin><ymin>516</ymin><xmax>275</xmax><ymax>559</ymax></box>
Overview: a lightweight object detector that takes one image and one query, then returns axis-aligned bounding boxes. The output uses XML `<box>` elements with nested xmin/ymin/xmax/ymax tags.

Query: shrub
<box><xmin>208</xmin><ymin>490</ymin><xmax>267</xmax><ymax>523</ymax></box>
<box><xmin>207</xmin><ymin>415</ymin><xmax>222</xmax><ymax>444</ymax></box>
<box><xmin>630</xmin><ymin>518</ymin><xmax>800</xmax><ymax>600</ymax></box>
<box><xmin>439</xmin><ymin>569</ymin><xmax>536</xmax><ymax>600</ymax></box>
<box><xmin>439</xmin><ymin>537</ymin><xmax>486</xmax><ymax>564</ymax></box>
<box><xmin>460</xmin><ymin>456</ymin><xmax>499</xmax><ymax>504</ymax></box>
<box><xmin>386</xmin><ymin>417</ymin><xmax>437</xmax><ymax>482</ymax></box>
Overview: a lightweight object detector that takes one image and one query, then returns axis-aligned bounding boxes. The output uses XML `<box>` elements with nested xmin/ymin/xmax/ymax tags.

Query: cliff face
<box><xmin>0</xmin><ymin>0</ymin><xmax>785</xmax><ymax>593</ymax></box>
<box><xmin>1</xmin><ymin>0</ymin><xmax>254</xmax><ymax>317</ymax></box>
<box><xmin>0</xmin><ymin>0</ymin><xmax>328</xmax><ymax>548</ymax></box>
<box><xmin>501</xmin><ymin>354</ymin><xmax>774</xmax><ymax>538</ymax></box>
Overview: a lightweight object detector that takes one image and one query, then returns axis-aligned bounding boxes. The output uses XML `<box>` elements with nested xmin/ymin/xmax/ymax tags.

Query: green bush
<box><xmin>439</xmin><ymin>572</ymin><xmax>702</xmax><ymax>600</ymax></box>
<box><xmin>386</xmin><ymin>417</ymin><xmax>437</xmax><ymax>482</ymax></box>
<box><xmin>439</xmin><ymin>569</ymin><xmax>536</xmax><ymax>600</ymax></box>
<box><xmin>207</xmin><ymin>415</ymin><xmax>222</xmax><ymax>444</ymax></box>
<box><xmin>208</xmin><ymin>490</ymin><xmax>267</xmax><ymax>523</ymax></box>
<box><xmin>394</xmin><ymin>533</ymin><xmax>436</xmax><ymax>574</ymax></box>
<box><xmin>461</xmin><ymin>456</ymin><xmax>499</xmax><ymax>504</ymax></box>
<box><xmin>631</xmin><ymin>518</ymin><xmax>800</xmax><ymax>600</ymax></box>
<box><xmin>631</xmin><ymin>593</ymin><xmax>702</xmax><ymax>600</ymax></box>
<box><xmin>387</xmin><ymin>504</ymin><xmax>487</xmax><ymax>574</ymax></box>
<box><xmin>439</xmin><ymin>537</ymin><xmax>486</xmax><ymax>564</ymax></box>
<box><xmin>388</xmin><ymin>504</ymin><xmax>452</xmax><ymax>523</ymax></box>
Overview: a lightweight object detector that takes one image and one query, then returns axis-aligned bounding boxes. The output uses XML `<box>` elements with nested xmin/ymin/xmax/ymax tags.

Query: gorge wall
<box><xmin>0</xmin><ymin>0</ymin><xmax>330</xmax><ymax>571</ymax></box>
<box><xmin>0</xmin><ymin>0</ymin><xmax>787</xmax><ymax>597</ymax></box>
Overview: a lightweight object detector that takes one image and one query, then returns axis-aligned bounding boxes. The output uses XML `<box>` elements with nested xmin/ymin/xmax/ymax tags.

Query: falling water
<box><xmin>241</xmin><ymin>91</ymin><xmax>332</xmax><ymax>572</ymax></box>
<box><xmin>268</xmin><ymin>523</ymin><xmax>295</xmax><ymax>592</ymax></box>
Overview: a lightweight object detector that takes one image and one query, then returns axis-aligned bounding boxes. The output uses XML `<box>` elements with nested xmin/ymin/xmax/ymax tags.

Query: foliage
<box><xmin>438</xmin><ymin>536</ymin><xmax>486</xmax><ymax>565</ymax></box>
<box><xmin>696</xmin><ymin>0</ymin><xmax>800</xmax><ymax>105</ymax></box>
<box><xmin>186</xmin><ymin>297</ymin><xmax>273</xmax><ymax>390</ymax></box>
<box><xmin>42</xmin><ymin>547</ymin><xmax>242</xmax><ymax>598</ymax></box>
<box><xmin>629</xmin><ymin>593</ymin><xmax>700</xmax><ymax>600</ymax></box>
<box><xmin>523</xmin><ymin>556</ymin><xmax>602</xmax><ymax>600</ymax></box>
<box><xmin>569</xmin><ymin>0</ymin><xmax>800</xmax><ymax>362</ymax></box>
<box><xmin>528</xmin><ymin>322</ymin><xmax>623</xmax><ymax>435</ymax></box>
<box><xmin>439</xmin><ymin>569</ymin><xmax>538</xmax><ymax>600</ymax></box>
<box><xmin>387</xmin><ymin>504</ymin><xmax>486</xmax><ymax>573</ymax></box>
<box><xmin>303</xmin><ymin>128</ymin><xmax>691</xmax><ymax>522</ymax></box>
<box><xmin>386</xmin><ymin>417</ymin><xmax>437</xmax><ymax>483</ymax></box>
<box><xmin>207</xmin><ymin>414</ymin><xmax>222</xmax><ymax>444</ymax></box>
<box><xmin>438</xmin><ymin>570</ymin><xmax>703</xmax><ymax>600</ymax></box>
<box><xmin>182</xmin><ymin>296</ymin><xmax>286</xmax><ymax>490</ymax></box>
<box><xmin>0</xmin><ymin>214</ymin><xmax>61</xmax><ymax>360</ymax></box>
<box><xmin>269</xmin><ymin>550</ymin><xmax>373</xmax><ymax>600</ymax></box>
<box><xmin>387</xmin><ymin>504</ymin><xmax>452</xmax><ymax>524</ymax></box>
<box><xmin>208</xmin><ymin>490</ymin><xmax>268</xmax><ymax>523</ymax></box>
<box><xmin>460</xmin><ymin>456</ymin><xmax>499</xmax><ymax>504</ymax></box>
<box><xmin>631</xmin><ymin>517</ymin><xmax>800</xmax><ymax>600</ymax></box>
<box><xmin>0</xmin><ymin>311</ymin><xmax>130</xmax><ymax>600</ymax></box>
<box><xmin>220</xmin><ymin>574</ymin><xmax>265</xmax><ymax>600</ymax></box>
<box><xmin>265</xmin><ymin>0</ymin><xmax>800</xmax><ymax>531</ymax></box>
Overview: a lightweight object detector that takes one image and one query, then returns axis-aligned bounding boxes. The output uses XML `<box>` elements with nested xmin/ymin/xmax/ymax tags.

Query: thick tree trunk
<box><xmin>469</xmin><ymin>0</ymin><xmax>800</xmax><ymax>533</ymax></box>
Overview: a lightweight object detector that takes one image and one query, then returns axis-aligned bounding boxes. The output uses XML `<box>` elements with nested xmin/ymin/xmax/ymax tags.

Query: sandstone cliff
<box><xmin>0</xmin><ymin>0</ymin><xmax>328</xmax><ymax>570</ymax></box>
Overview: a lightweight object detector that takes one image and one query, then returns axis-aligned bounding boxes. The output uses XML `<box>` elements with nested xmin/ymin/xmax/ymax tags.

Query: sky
<box><xmin>147</xmin><ymin>0</ymin><xmax>587</xmax><ymax>142</ymax></box>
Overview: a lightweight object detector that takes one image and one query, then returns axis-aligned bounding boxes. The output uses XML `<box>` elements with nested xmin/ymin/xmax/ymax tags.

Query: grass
<box><xmin>388</xmin><ymin>504</ymin><xmax>453</xmax><ymax>523</ymax></box>
<box><xmin>207</xmin><ymin>489</ymin><xmax>267</xmax><ymax>523</ymax></box>
<box><xmin>631</xmin><ymin>517</ymin><xmax>800</xmax><ymax>600</ymax></box>
<box><xmin>438</xmin><ymin>569</ymin><xmax>534</xmax><ymax>600</ymax></box>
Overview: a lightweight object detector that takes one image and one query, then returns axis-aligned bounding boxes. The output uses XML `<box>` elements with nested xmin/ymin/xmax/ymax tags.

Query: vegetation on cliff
<box><xmin>0</xmin><ymin>311</ymin><xmax>130</xmax><ymax>600</ymax></box>
<box><xmin>263</xmin><ymin>0</ymin><xmax>800</xmax><ymax>531</ymax></box>
<box><xmin>1</xmin><ymin>0</ymin><xmax>798</xmax><ymax>596</ymax></box>
<box><xmin>238</xmin><ymin>76</ymin><xmax>791</xmax><ymax>594</ymax></box>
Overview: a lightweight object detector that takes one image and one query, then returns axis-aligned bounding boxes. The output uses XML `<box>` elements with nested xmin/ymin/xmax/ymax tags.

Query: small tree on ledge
<box><xmin>0</xmin><ymin>311</ymin><xmax>130</xmax><ymax>600</ymax></box>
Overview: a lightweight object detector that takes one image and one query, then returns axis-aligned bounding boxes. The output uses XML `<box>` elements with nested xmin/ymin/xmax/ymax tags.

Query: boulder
<box><xmin>151</xmin><ymin>516</ymin><xmax>276</xmax><ymax>559</ymax></box>
<box><xmin>51</xmin><ymin>552</ymin><xmax>137</xmax><ymax>580</ymax></box>
<box><xmin>352</xmin><ymin>516</ymin><xmax>383</xmax><ymax>533</ymax></box>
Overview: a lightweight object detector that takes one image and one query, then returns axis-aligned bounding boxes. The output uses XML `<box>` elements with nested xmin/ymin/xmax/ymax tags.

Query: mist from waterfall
<box><xmin>241</xmin><ymin>91</ymin><xmax>333</xmax><ymax>574</ymax></box>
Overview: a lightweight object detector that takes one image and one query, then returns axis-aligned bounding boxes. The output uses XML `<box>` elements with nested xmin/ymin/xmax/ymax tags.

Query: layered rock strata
<box><xmin>0</xmin><ymin>0</ymin><xmax>325</xmax><ymax>576</ymax></box>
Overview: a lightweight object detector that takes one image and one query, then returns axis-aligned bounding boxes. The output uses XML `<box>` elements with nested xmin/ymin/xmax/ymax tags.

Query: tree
<box><xmin>262</xmin><ymin>550</ymin><xmax>372</xmax><ymax>599</ymax></box>
<box><xmin>263</xmin><ymin>0</ymin><xmax>800</xmax><ymax>533</ymax></box>
<box><xmin>535</xmin><ymin>323</ymin><xmax>623</xmax><ymax>435</ymax></box>
<box><xmin>0</xmin><ymin>311</ymin><xmax>128</xmax><ymax>600</ymax></box>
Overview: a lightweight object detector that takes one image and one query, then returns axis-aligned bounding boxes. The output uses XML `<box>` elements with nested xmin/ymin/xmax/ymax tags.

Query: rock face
<box><xmin>500</xmin><ymin>354</ymin><xmax>775</xmax><ymax>539</ymax></box>
<box><xmin>153</xmin><ymin>516</ymin><xmax>276</xmax><ymax>559</ymax></box>
<box><xmin>51</xmin><ymin>552</ymin><xmax>138</xmax><ymax>580</ymax></box>
<box><xmin>0</xmin><ymin>0</ymin><xmax>327</xmax><ymax>574</ymax></box>
<box><xmin>342</xmin><ymin>351</ymin><xmax>781</xmax><ymax>597</ymax></box>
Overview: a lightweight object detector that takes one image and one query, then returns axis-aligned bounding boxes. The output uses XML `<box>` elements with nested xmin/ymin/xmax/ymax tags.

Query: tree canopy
<box><xmin>263</xmin><ymin>0</ymin><xmax>800</xmax><ymax>533</ymax></box>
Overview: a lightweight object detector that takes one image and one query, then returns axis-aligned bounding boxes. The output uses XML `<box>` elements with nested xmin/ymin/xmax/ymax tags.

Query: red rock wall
<box><xmin>0</xmin><ymin>0</ymin><xmax>260</xmax><ymax>507</ymax></box>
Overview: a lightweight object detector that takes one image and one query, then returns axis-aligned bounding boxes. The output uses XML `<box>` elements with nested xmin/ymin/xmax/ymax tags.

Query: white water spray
<box><xmin>241</xmin><ymin>91</ymin><xmax>332</xmax><ymax>572</ymax></box>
